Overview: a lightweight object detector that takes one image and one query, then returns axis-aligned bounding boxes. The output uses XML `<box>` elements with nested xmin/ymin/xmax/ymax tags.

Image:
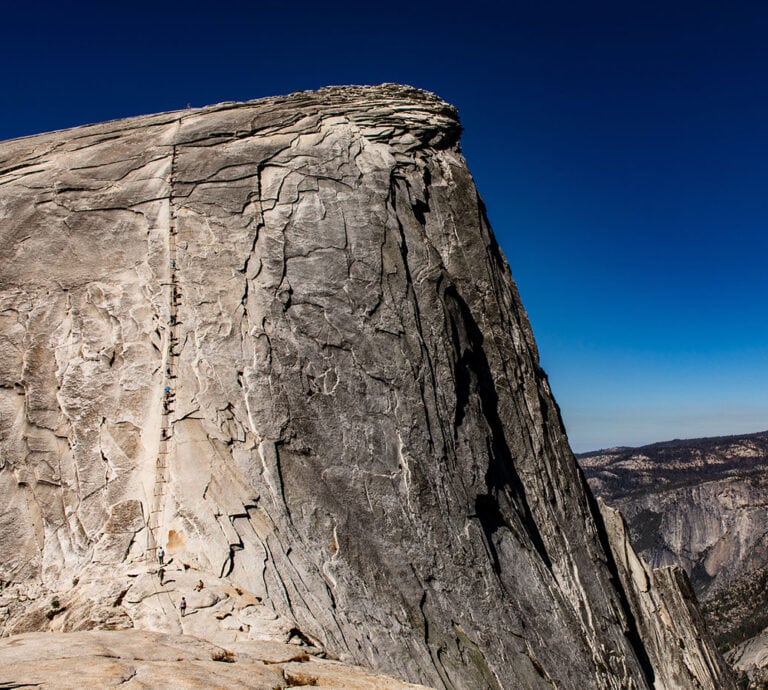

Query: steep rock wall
<box><xmin>599</xmin><ymin>501</ymin><xmax>734</xmax><ymax>688</ymax></box>
<box><xmin>0</xmin><ymin>84</ymin><xmax>731</xmax><ymax>689</ymax></box>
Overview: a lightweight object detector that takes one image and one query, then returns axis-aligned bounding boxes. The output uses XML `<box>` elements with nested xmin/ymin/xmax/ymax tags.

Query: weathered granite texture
<box><xmin>0</xmin><ymin>84</ymin><xmax>733</xmax><ymax>688</ymax></box>
<box><xmin>727</xmin><ymin>628</ymin><xmax>768</xmax><ymax>690</ymax></box>
<box><xmin>598</xmin><ymin>501</ymin><xmax>734</xmax><ymax>689</ymax></box>
<box><xmin>0</xmin><ymin>629</ymin><xmax>431</xmax><ymax>689</ymax></box>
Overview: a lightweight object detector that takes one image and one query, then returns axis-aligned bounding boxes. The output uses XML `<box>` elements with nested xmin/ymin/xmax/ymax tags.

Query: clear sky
<box><xmin>2</xmin><ymin>1</ymin><xmax>766</xmax><ymax>452</ymax></box>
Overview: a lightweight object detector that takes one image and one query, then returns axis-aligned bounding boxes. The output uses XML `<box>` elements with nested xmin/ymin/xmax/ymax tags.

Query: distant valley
<box><xmin>579</xmin><ymin>430</ymin><xmax>768</xmax><ymax>682</ymax></box>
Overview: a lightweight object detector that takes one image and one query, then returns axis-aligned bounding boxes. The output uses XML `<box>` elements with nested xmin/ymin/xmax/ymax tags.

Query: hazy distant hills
<box><xmin>579</xmin><ymin>431</ymin><xmax>768</xmax><ymax>678</ymax></box>
<box><xmin>579</xmin><ymin>430</ymin><xmax>768</xmax><ymax>501</ymax></box>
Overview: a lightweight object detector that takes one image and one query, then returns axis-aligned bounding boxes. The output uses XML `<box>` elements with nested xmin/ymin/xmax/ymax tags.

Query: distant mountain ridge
<box><xmin>579</xmin><ymin>430</ymin><xmax>768</xmax><ymax>499</ymax></box>
<box><xmin>578</xmin><ymin>430</ymin><xmax>768</xmax><ymax>683</ymax></box>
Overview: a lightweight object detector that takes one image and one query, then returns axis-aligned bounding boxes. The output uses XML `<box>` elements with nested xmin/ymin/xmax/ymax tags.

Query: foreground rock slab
<box><xmin>0</xmin><ymin>629</ymin><xmax>431</xmax><ymax>689</ymax></box>
<box><xmin>0</xmin><ymin>84</ymin><xmax>734</xmax><ymax>688</ymax></box>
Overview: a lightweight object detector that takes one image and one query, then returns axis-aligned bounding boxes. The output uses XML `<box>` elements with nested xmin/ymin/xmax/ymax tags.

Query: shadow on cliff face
<box><xmin>443</xmin><ymin>284</ymin><xmax>552</xmax><ymax>574</ymax></box>
<box><xmin>442</xmin><ymin>226</ymin><xmax>658</xmax><ymax>686</ymax></box>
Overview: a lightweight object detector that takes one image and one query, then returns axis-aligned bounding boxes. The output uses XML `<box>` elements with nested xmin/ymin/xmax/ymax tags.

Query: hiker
<box><xmin>179</xmin><ymin>596</ymin><xmax>187</xmax><ymax>616</ymax></box>
<box><xmin>157</xmin><ymin>546</ymin><xmax>165</xmax><ymax>565</ymax></box>
<box><xmin>158</xmin><ymin>567</ymin><xmax>165</xmax><ymax>585</ymax></box>
<box><xmin>193</xmin><ymin>580</ymin><xmax>204</xmax><ymax>592</ymax></box>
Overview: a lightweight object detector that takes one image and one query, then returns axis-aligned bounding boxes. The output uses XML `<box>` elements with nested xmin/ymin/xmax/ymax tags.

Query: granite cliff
<box><xmin>0</xmin><ymin>84</ymin><xmax>733</xmax><ymax>688</ymax></box>
<box><xmin>580</xmin><ymin>431</ymin><xmax>768</xmax><ymax>685</ymax></box>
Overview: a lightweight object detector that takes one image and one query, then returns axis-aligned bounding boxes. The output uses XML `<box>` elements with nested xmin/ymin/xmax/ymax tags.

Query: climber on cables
<box><xmin>157</xmin><ymin>546</ymin><xmax>165</xmax><ymax>565</ymax></box>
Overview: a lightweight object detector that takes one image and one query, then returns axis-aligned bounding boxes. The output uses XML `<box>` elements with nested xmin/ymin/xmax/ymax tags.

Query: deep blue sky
<box><xmin>2</xmin><ymin>1</ymin><xmax>766</xmax><ymax>451</ymax></box>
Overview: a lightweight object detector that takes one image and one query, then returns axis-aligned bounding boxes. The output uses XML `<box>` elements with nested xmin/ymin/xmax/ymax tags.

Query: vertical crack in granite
<box><xmin>388</xmin><ymin>175</ymin><xmax>441</xmax><ymax>454</ymax></box>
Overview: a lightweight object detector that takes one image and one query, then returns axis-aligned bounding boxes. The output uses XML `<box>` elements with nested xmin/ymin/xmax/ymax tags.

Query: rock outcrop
<box><xmin>0</xmin><ymin>84</ymin><xmax>733</xmax><ymax>688</ymax></box>
<box><xmin>599</xmin><ymin>501</ymin><xmax>734</xmax><ymax>689</ymax></box>
<box><xmin>727</xmin><ymin>629</ymin><xmax>768</xmax><ymax>690</ymax></box>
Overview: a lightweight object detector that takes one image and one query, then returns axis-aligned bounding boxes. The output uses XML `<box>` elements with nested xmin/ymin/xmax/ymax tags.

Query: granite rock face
<box><xmin>727</xmin><ymin>629</ymin><xmax>768</xmax><ymax>690</ymax></box>
<box><xmin>598</xmin><ymin>501</ymin><xmax>734</xmax><ymax>689</ymax></box>
<box><xmin>0</xmin><ymin>84</ymin><xmax>733</xmax><ymax>688</ymax></box>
